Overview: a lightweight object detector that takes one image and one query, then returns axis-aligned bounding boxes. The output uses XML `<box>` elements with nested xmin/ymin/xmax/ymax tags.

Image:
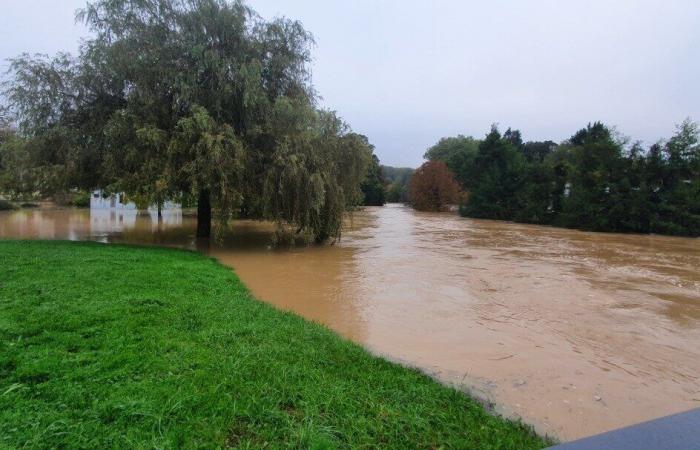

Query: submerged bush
<box><xmin>71</xmin><ymin>192</ymin><xmax>91</xmax><ymax>208</ymax></box>
<box><xmin>0</xmin><ymin>199</ymin><xmax>17</xmax><ymax>210</ymax></box>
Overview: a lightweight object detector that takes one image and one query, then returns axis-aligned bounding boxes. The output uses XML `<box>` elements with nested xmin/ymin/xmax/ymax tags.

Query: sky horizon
<box><xmin>2</xmin><ymin>1</ymin><xmax>699</xmax><ymax>168</ymax></box>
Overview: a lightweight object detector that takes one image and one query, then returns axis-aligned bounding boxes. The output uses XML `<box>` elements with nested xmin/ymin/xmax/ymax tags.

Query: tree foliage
<box><xmin>424</xmin><ymin>135</ymin><xmax>480</xmax><ymax>190</ymax></box>
<box><xmin>361</xmin><ymin>153</ymin><xmax>386</xmax><ymax>206</ymax></box>
<box><xmin>409</xmin><ymin>161</ymin><xmax>460</xmax><ymax>212</ymax></box>
<box><xmin>382</xmin><ymin>165</ymin><xmax>413</xmax><ymax>203</ymax></box>
<box><xmin>428</xmin><ymin>120</ymin><xmax>700</xmax><ymax>237</ymax></box>
<box><xmin>1</xmin><ymin>0</ymin><xmax>376</xmax><ymax>242</ymax></box>
<box><xmin>460</xmin><ymin>126</ymin><xmax>526</xmax><ymax>220</ymax></box>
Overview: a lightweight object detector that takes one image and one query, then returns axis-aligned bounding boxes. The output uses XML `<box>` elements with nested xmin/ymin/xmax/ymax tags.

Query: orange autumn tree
<box><xmin>409</xmin><ymin>160</ymin><xmax>461</xmax><ymax>211</ymax></box>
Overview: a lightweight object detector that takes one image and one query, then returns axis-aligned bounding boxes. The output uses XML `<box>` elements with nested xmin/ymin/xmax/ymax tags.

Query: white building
<box><xmin>90</xmin><ymin>191</ymin><xmax>136</xmax><ymax>210</ymax></box>
<box><xmin>90</xmin><ymin>190</ymin><xmax>179</xmax><ymax>210</ymax></box>
<box><xmin>89</xmin><ymin>190</ymin><xmax>183</xmax><ymax>235</ymax></box>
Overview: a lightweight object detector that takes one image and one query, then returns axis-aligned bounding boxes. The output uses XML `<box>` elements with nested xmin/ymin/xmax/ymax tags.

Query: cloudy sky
<box><xmin>2</xmin><ymin>1</ymin><xmax>699</xmax><ymax>167</ymax></box>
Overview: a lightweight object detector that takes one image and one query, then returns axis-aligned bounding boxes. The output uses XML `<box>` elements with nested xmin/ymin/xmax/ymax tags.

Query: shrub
<box><xmin>71</xmin><ymin>191</ymin><xmax>91</xmax><ymax>208</ymax></box>
<box><xmin>0</xmin><ymin>199</ymin><xmax>17</xmax><ymax>211</ymax></box>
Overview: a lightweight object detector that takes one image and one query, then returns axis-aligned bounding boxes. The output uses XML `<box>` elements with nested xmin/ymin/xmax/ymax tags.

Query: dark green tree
<box><xmin>431</xmin><ymin>120</ymin><xmax>698</xmax><ymax>237</ymax></box>
<box><xmin>361</xmin><ymin>153</ymin><xmax>386</xmax><ymax>206</ymax></box>
<box><xmin>556</xmin><ymin>122</ymin><xmax>628</xmax><ymax>231</ymax></box>
<box><xmin>653</xmin><ymin>119</ymin><xmax>700</xmax><ymax>235</ymax></box>
<box><xmin>424</xmin><ymin>135</ymin><xmax>480</xmax><ymax>189</ymax></box>
<box><xmin>460</xmin><ymin>126</ymin><xmax>526</xmax><ymax>220</ymax></box>
<box><xmin>521</xmin><ymin>140</ymin><xmax>557</xmax><ymax>163</ymax></box>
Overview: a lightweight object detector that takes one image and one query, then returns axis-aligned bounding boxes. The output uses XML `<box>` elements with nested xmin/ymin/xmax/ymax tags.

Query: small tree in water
<box><xmin>409</xmin><ymin>161</ymin><xmax>461</xmax><ymax>212</ymax></box>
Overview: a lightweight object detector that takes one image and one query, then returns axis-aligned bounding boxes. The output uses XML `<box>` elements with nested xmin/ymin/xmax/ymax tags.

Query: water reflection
<box><xmin>0</xmin><ymin>208</ymin><xmax>185</xmax><ymax>242</ymax></box>
<box><xmin>0</xmin><ymin>205</ymin><xmax>699</xmax><ymax>441</ymax></box>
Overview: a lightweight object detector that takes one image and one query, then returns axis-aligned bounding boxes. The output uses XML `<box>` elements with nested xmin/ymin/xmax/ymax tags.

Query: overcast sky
<box><xmin>2</xmin><ymin>1</ymin><xmax>699</xmax><ymax>167</ymax></box>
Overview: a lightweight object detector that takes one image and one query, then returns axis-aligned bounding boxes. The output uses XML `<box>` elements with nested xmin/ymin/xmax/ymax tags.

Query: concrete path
<box><xmin>549</xmin><ymin>408</ymin><xmax>700</xmax><ymax>450</ymax></box>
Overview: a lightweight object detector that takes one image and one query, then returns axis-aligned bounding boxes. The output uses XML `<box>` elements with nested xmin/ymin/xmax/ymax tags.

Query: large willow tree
<box><xmin>2</xmin><ymin>0</ymin><xmax>373</xmax><ymax>241</ymax></box>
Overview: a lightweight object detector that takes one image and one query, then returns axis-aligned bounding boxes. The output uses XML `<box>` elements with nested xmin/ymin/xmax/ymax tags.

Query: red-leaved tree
<box><xmin>409</xmin><ymin>161</ymin><xmax>461</xmax><ymax>211</ymax></box>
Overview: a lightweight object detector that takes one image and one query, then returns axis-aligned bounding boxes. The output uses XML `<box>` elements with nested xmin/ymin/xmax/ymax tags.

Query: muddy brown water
<box><xmin>1</xmin><ymin>205</ymin><xmax>699</xmax><ymax>441</ymax></box>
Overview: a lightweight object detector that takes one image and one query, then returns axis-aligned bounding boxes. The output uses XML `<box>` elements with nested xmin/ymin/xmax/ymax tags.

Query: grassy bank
<box><xmin>0</xmin><ymin>241</ymin><xmax>549</xmax><ymax>449</ymax></box>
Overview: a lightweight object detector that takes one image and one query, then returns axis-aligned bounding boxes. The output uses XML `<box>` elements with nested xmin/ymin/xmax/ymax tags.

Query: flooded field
<box><xmin>1</xmin><ymin>204</ymin><xmax>699</xmax><ymax>441</ymax></box>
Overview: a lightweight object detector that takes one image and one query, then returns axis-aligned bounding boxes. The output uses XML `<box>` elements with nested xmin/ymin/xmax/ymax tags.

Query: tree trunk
<box><xmin>197</xmin><ymin>189</ymin><xmax>211</xmax><ymax>238</ymax></box>
<box><xmin>157</xmin><ymin>202</ymin><xmax>163</xmax><ymax>224</ymax></box>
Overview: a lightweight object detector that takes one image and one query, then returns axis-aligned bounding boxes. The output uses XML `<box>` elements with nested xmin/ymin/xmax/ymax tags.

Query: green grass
<box><xmin>0</xmin><ymin>240</ymin><xmax>550</xmax><ymax>449</ymax></box>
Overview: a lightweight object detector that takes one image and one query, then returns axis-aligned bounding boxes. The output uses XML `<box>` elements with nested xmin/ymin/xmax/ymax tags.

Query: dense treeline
<box><xmin>426</xmin><ymin>121</ymin><xmax>700</xmax><ymax>237</ymax></box>
<box><xmin>0</xmin><ymin>0</ymin><xmax>379</xmax><ymax>243</ymax></box>
<box><xmin>382</xmin><ymin>165</ymin><xmax>413</xmax><ymax>203</ymax></box>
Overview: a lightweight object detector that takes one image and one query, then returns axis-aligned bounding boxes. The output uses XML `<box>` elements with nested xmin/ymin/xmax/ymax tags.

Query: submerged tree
<box><xmin>2</xmin><ymin>0</ymin><xmax>374</xmax><ymax>241</ymax></box>
<box><xmin>409</xmin><ymin>161</ymin><xmax>461</xmax><ymax>212</ymax></box>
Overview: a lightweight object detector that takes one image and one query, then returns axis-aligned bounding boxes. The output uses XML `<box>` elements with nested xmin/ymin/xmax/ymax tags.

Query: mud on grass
<box><xmin>0</xmin><ymin>240</ymin><xmax>551</xmax><ymax>449</ymax></box>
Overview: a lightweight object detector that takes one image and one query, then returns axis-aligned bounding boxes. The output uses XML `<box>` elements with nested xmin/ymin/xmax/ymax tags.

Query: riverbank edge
<box><xmin>0</xmin><ymin>240</ymin><xmax>552</xmax><ymax>448</ymax></box>
<box><xmin>373</xmin><ymin>351</ymin><xmax>554</xmax><ymax>439</ymax></box>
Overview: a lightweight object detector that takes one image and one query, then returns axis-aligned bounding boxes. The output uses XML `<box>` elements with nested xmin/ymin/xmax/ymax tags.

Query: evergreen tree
<box><xmin>435</xmin><ymin>119</ymin><xmax>700</xmax><ymax>237</ymax></box>
<box><xmin>460</xmin><ymin>126</ymin><xmax>526</xmax><ymax>220</ymax></box>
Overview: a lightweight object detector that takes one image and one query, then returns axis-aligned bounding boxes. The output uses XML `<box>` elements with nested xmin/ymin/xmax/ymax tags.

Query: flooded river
<box><xmin>1</xmin><ymin>204</ymin><xmax>699</xmax><ymax>441</ymax></box>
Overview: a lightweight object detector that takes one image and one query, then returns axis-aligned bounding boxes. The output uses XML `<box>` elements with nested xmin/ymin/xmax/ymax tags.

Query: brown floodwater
<box><xmin>1</xmin><ymin>205</ymin><xmax>699</xmax><ymax>441</ymax></box>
